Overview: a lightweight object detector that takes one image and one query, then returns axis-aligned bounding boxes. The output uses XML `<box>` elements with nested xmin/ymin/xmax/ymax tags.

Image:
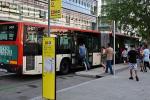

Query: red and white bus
<box><xmin>0</xmin><ymin>22</ymin><xmax>101</xmax><ymax>75</ymax></box>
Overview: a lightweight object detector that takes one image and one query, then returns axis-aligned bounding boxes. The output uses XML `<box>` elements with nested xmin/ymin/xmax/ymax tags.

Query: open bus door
<box><xmin>71</xmin><ymin>33</ymin><xmax>79</xmax><ymax>66</ymax></box>
<box><xmin>71</xmin><ymin>32</ymin><xmax>81</xmax><ymax>66</ymax></box>
<box><xmin>76</xmin><ymin>35</ymin><xmax>92</xmax><ymax>66</ymax></box>
<box><xmin>85</xmin><ymin>36</ymin><xmax>93</xmax><ymax>66</ymax></box>
<box><xmin>23</xmin><ymin>25</ymin><xmax>43</xmax><ymax>74</ymax></box>
<box><xmin>76</xmin><ymin>36</ymin><xmax>83</xmax><ymax>66</ymax></box>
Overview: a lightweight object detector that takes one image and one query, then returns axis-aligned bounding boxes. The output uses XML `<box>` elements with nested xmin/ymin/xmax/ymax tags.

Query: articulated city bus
<box><xmin>0</xmin><ymin>22</ymin><xmax>101</xmax><ymax>75</ymax></box>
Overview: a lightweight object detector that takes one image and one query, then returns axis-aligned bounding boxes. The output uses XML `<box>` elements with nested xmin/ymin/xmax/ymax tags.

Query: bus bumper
<box><xmin>0</xmin><ymin>63</ymin><xmax>22</xmax><ymax>74</ymax></box>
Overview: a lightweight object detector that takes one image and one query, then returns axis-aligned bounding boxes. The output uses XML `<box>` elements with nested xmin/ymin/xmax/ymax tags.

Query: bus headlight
<box><xmin>9</xmin><ymin>60</ymin><xmax>17</xmax><ymax>64</ymax></box>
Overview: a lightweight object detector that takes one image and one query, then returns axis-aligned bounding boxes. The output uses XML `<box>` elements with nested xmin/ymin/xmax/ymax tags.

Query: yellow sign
<box><xmin>50</xmin><ymin>0</ymin><xmax>62</xmax><ymax>18</ymax></box>
<box><xmin>42</xmin><ymin>37</ymin><xmax>56</xmax><ymax>100</ymax></box>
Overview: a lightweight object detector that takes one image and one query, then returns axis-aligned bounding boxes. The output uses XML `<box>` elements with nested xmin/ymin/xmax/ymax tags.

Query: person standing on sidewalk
<box><xmin>137</xmin><ymin>44</ymin><xmax>144</xmax><ymax>72</ymax></box>
<box><xmin>105</xmin><ymin>43</ymin><xmax>114</xmax><ymax>75</ymax></box>
<box><xmin>143</xmin><ymin>44</ymin><xmax>150</xmax><ymax>72</ymax></box>
<box><xmin>101</xmin><ymin>46</ymin><xmax>106</xmax><ymax>70</ymax></box>
<box><xmin>122</xmin><ymin>48</ymin><xmax>128</xmax><ymax>64</ymax></box>
<box><xmin>128</xmin><ymin>45</ymin><xmax>139</xmax><ymax>81</ymax></box>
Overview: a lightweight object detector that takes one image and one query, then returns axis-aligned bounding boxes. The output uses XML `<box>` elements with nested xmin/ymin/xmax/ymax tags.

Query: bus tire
<box><xmin>60</xmin><ymin>59</ymin><xmax>70</xmax><ymax>74</ymax></box>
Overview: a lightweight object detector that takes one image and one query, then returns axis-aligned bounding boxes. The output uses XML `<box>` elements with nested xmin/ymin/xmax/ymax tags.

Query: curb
<box><xmin>75</xmin><ymin>64</ymin><xmax>128</xmax><ymax>78</ymax></box>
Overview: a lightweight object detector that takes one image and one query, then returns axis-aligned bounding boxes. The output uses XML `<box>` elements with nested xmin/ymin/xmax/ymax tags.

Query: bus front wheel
<box><xmin>60</xmin><ymin>59</ymin><xmax>70</xmax><ymax>74</ymax></box>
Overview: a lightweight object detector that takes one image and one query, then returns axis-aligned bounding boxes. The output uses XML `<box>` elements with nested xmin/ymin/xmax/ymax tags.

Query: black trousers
<box><xmin>144</xmin><ymin>61</ymin><xmax>150</xmax><ymax>71</ymax></box>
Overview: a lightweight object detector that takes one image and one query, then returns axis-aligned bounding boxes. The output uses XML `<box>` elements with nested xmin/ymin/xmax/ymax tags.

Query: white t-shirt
<box><xmin>143</xmin><ymin>49</ymin><xmax>150</xmax><ymax>62</ymax></box>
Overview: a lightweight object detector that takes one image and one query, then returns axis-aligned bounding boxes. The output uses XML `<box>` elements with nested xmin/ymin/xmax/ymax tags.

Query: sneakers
<box><xmin>144</xmin><ymin>70</ymin><xmax>147</xmax><ymax>72</ymax></box>
<box><xmin>129</xmin><ymin>77</ymin><xmax>133</xmax><ymax>80</ymax></box>
<box><xmin>135</xmin><ymin>76</ymin><xmax>139</xmax><ymax>81</ymax></box>
<box><xmin>140</xmin><ymin>69</ymin><xmax>143</xmax><ymax>72</ymax></box>
<box><xmin>129</xmin><ymin>76</ymin><xmax>139</xmax><ymax>81</ymax></box>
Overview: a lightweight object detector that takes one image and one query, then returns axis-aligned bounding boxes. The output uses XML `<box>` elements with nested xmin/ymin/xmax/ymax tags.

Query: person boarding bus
<box><xmin>79</xmin><ymin>43</ymin><xmax>90</xmax><ymax>71</ymax></box>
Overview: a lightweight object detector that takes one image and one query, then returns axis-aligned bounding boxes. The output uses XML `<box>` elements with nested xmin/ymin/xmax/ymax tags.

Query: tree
<box><xmin>104</xmin><ymin>0</ymin><xmax>150</xmax><ymax>41</ymax></box>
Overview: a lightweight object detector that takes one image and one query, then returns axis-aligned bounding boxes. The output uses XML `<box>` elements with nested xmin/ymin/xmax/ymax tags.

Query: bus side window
<box><xmin>37</xmin><ymin>27</ymin><xmax>45</xmax><ymax>55</ymax></box>
<box><xmin>84</xmin><ymin>37</ymin><xmax>92</xmax><ymax>52</ymax></box>
<box><xmin>23</xmin><ymin>26</ymin><xmax>44</xmax><ymax>56</ymax></box>
<box><xmin>93</xmin><ymin>37</ymin><xmax>100</xmax><ymax>52</ymax></box>
<box><xmin>24</xmin><ymin>26</ymin><xmax>38</xmax><ymax>43</ymax></box>
<box><xmin>57</xmin><ymin>35</ymin><xmax>72</xmax><ymax>54</ymax></box>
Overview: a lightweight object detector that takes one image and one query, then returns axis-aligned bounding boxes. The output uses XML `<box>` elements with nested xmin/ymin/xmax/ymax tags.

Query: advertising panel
<box><xmin>42</xmin><ymin>37</ymin><xmax>56</xmax><ymax>100</ymax></box>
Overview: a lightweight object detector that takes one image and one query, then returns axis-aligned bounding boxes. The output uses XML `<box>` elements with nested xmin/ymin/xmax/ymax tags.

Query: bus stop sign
<box><xmin>42</xmin><ymin>37</ymin><xmax>56</xmax><ymax>100</ymax></box>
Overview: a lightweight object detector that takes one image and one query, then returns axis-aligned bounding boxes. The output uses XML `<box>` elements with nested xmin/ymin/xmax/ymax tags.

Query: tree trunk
<box><xmin>144</xmin><ymin>33</ymin><xmax>150</xmax><ymax>49</ymax></box>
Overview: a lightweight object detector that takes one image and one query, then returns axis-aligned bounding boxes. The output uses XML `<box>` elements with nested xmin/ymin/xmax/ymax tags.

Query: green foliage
<box><xmin>104</xmin><ymin>0</ymin><xmax>150</xmax><ymax>40</ymax></box>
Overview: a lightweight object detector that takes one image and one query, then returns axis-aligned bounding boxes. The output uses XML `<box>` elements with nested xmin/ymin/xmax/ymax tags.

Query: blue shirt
<box><xmin>79</xmin><ymin>45</ymin><xmax>86</xmax><ymax>58</ymax></box>
<box><xmin>143</xmin><ymin>49</ymin><xmax>150</xmax><ymax>62</ymax></box>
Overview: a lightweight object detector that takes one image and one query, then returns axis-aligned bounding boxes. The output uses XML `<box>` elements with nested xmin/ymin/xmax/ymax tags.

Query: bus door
<box><xmin>76</xmin><ymin>34</ymin><xmax>92</xmax><ymax>66</ymax></box>
<box><xmin>23</xmin><ymin>25</ymin><xmax>43</xmax><ymax>74</ymax></box>
<box><xmin>76</xmin><ymin>35</ymin><xmax>85</xmax><ymax>66</ymax></box>
<box><xmin>85</xmin><ymin>36</ymin><xmax>93</xmax><ymax>66</ymax></box>
<box><xmin>69</xmin><ymin>33</ymin><xmax>76</xmax><ymax>66</ymax></box>
<box><xmin>71</xmin><ymin>32</ymin><xmax>79</xmax><ymax>66</ymax></box>
<box><xmin>92</xmin><ymin>37</ymin><xmax>101</xmax><ymax>66</ymax></box>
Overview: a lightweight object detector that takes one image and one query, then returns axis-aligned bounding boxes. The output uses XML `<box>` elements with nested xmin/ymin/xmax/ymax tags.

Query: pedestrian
<box><xmin>105</xmin><ymin>43</ymin><xmax>114</xmax><ymax>75</ymax></box>
<box><xmin>101</xmin><ymin>46</ymin><xmax>106</xmax><ymax>70</ymax></box>
<box><xmin>79</xmin><ymin>43</ymin><xmax>90</xmax><ymax>71</ymax></box>
<box><xmin>137</xmin><ymin>44</ymin><xmax>144</xmax><ymax>72</ymax></box>
<box><xmin>128</xmin><ymin>45</ymin><xmax>139</xmax><ymax>81</ymax></box>
<box><xmin>143</xmin><ymin>44</ymin><xmax>150</xmax><ymax>72</ymax></box>
<box><xmin>122</xmin><ymin>48</ymin><xmax>128</xmax><ymax>64</ymax></box>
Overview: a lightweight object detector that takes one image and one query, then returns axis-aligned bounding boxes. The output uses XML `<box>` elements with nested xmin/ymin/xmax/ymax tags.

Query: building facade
<box><xmin>98</xmin><ymin>0</ymin><xmax>112</xmax><ymax>33</ymax></box>
<box><xmin>0</xmin><ymin>0</ymin><xmax>98</xmax><ymax>30</ymax></box>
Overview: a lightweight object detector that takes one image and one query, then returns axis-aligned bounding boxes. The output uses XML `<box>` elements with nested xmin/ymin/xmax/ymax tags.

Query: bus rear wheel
<box><xmin>60</xmin><ymin>59</ymin><xmax>70</xmax><ymax>74</ymax></box>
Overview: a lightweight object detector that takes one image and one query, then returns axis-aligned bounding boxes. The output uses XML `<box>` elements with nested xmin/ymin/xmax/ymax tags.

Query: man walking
<box><xmin>128</xmin><ymin>45</ymin><xmax>139</xmax><ymax>81</ymax></box>
<box><xmin>105</xmin><ymin>43</ymin><xmax>114</xmax><ymax>75</ymax></box>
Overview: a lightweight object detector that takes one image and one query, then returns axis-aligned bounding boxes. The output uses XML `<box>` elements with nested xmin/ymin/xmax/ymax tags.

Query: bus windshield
<box><xmin>0</xmin><ymin>24</ymin><xmax>18</xmax><ymax>41</ymax></box>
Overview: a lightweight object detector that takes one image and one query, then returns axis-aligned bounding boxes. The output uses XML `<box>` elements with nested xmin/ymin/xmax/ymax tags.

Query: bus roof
<box><xmin>109</xmin><ymin>32</ymin><xmax>139</xmax><ymax>39</ymax></box>
<box><xmin>0</xmin><ymin>22</ymin><xmax>100</xmax><ymax>34</ymax></box>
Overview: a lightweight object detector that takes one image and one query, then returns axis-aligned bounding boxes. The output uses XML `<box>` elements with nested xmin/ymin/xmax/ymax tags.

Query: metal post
<box><xmin>96</xmin><ymin>0</ymin><xmax>99</xmax><ymax>31</ymax></box>
<box><xmin>48</xmin><ymin>0</ymin><xmax>50</xmax><ymax>36</ymax></box>
<box><xmin>113</xmin><ymin>21</ymin><xmax>116</xmax><ymax>76</ymax></box>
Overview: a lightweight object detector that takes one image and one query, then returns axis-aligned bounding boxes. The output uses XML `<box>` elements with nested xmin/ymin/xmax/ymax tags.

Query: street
<box><xmin>0</xmin><ymin>72</ymin><xmax>42</xmax><ymax>100</ymax></box>
<box><xmin>0</xmin><ymin>69</ymin><xmax>96</xmax><ymax>100</ymax></box>
<box><xmin>0</xmin><ymin>64</ymin><xmax>150</xmax><ymax>100</ymax></box>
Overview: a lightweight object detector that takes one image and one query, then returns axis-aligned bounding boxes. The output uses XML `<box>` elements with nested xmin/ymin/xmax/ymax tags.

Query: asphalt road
<box><xmin>0</xmin><ymin>70</ymin><xmax>96</xmax><ymax>100</ymax></box>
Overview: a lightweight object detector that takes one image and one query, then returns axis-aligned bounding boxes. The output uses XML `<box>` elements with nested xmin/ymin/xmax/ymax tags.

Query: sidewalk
<box><xmin>75</xmin><ymin>64</ymin><xmax>128</xmax><ymax>78</ymax></box>
<box><xmin>57</xmin><ymin>64</ymin><xmax>150</xmax><ymax>100</ymax></box>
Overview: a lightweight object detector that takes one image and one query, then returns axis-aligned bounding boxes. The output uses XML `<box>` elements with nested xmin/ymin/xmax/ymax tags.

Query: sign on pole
<box><xmin>42</xmin><ymin>37</ymin><xmax>56</xmax><ymax>100</ymax></box>
<box><xmin>50</xmin><ymin>0</ymin><xmax>62</xmax><ymax>18</ymax></box>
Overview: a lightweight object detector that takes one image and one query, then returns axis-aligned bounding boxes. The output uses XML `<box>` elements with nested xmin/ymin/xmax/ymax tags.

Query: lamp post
<box><xmin>113</xmin><ymin>20</ymin><xmax>116</xmax><ymax>76</ymax></box>
<box><xmin>48</xmin><ymin>0</ymin><xmax>51</xmax><ymax>36</ymax></box>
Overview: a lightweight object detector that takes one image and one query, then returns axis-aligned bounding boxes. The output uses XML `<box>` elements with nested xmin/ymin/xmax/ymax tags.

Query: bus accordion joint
<box><xmin>9</xmin><ymin>60</ymin><xmax>17</xmax><ymax>64</ymax></box>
